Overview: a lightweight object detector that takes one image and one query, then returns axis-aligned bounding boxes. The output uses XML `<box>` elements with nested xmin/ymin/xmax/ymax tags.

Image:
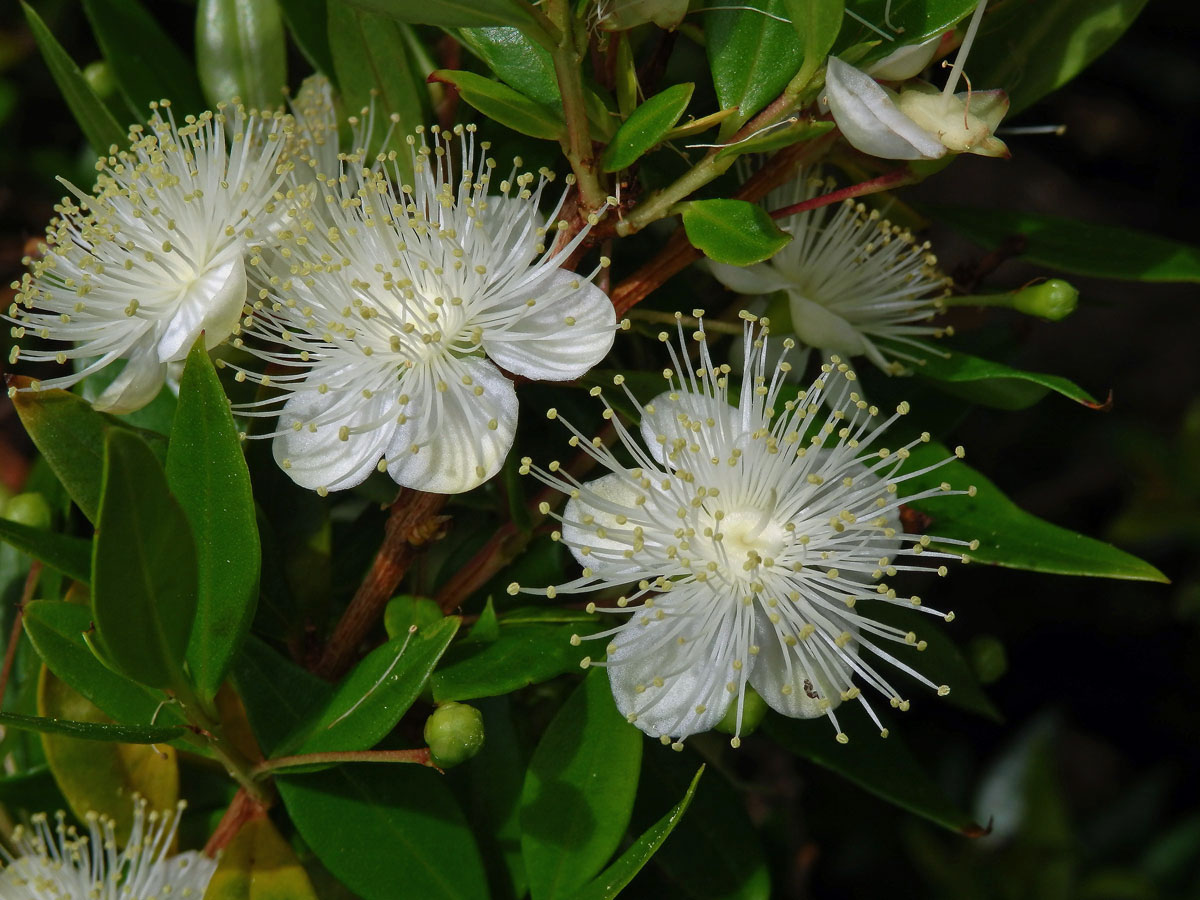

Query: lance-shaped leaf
<box><xmin>345</xmin><ymin>0</ymin><xmax>544</xmax><ymax>31</ymax></box>
<box><xmin>705</xmin><ymin>0</ymin><xmax>804</xmax><ymax>131</ymax></box>
<box><xmin>21</xmin><ymin>1</ymin><xmax>126</xmax><ymax>154</ymax></box>
<box><xmin>602</xmin><ymin>83</ymin><xmax>694</xmax><ymax>172</ymax></box>
<box><xmin>520</xmin><ymin>669</ymin><xmax>643</xmax><ymax>900</ymax></box>
<box><xmin>92</xmin><ymin>429</ymin><xmax>198</xmax><ymax>689</ymax></box>
<box><xmin>430</xmin><ymin>69</ymin><xmax>565</xmax><ymax>141</ymax></box>
<box><xmin>683</xmin><ymin>199</ymin><xmax>792</xmax><ymax>266</ymax></box>
<box><xmin>167</xmin><ymin>339</ymin><xmax>260</xmax><ymax>701</ymax></box>
<box><xmin>834</xmin><ymin>0</ymin><xmax>978</xmax><ymax>68</ymax></box>
<box><xmin>0</xmin><ymin>519</ymin><xmax>90</xmax><ymax>583</ymax></box>
<box><xmin>196</xmin><ymin>0</ymin><xmax>287</xmax><ymax>109</ymax></box>
<box><xmin>0</xmin><ymin>710</ymin><xmax>184</xmax><ymax>744</ymax></box>
<box><xmin>278</xmin><ymin>0</ymin><xmax>335</xmax><ymax>74</ymax></box>
<box><xmin>782</xmin><ymin>0</ymin><xmax>844</xmax><ymax>89</ymax></box>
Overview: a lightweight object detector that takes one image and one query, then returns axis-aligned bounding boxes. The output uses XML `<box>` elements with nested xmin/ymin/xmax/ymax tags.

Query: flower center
<box><xmin>696</xmin><ymin>499</ymin><xmax>789</xmax><ymax>584</ymax></box>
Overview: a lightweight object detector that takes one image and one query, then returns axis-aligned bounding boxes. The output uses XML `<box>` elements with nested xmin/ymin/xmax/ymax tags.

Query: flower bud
<box><xmin>1012</xmin><ymin>279</ymin><xmax>1078</xmax><ymax>322</ymax></box>
<box><xmin>714</xmin><ymin>686</ymin><xmax>768</xmax><ymax>739</ymax></box>
<box><xmin>2</xmin><ymin>493</ymin><xmax>52</xmax><ymax>531</ymax></box>
<box><xmin>82</xmin><ymin>61</ymin><xmax>117</xmax><ymax>100</ymax></box>
<box><xmin>969</xmin><ymin>636</ymin><xmax>1007</xmax><ymax>684</ymax></box>
<box><xmin>424</xmin><ymin>702</ymin><xmax>485</xmax><ymax>768</ymax></box>
<box><xmin>867</xmin><ymin>34</ymin><xmax>943</xmax><ymax>81</ymax></box>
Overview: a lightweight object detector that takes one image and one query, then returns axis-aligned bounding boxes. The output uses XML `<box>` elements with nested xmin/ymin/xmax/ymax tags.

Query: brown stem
<box><xmin>251</xmin><ymin>747</ymin><xmax>436</xmax><ymax>778</ymax></box>
<box><xmin>0</xmin><ymin>561</ymin><xmax>39</xmax><ymax>707</ymax></box>
<box><xmin>203</xmin><ymin>788</ymin><xmax>267</xmax><ymax>857</ymax></box>
<box><xmin>768</xmin><ymin>168</ymin><xmax>918</xmax><ymax>219</ymax></box>
<box><xmin>314</xmin><ymin>489</ymin><xmax>449</xmax><ymax>680</ymax></box>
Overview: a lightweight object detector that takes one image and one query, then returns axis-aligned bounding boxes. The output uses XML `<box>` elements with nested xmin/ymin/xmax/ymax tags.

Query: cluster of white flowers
<box><xmin>513</xmin><ymin>315</ymin><xmax>977</xmax><ymax>745</ymax></box>
<box><xmin>0</xmin><ymin>799</ymin><xmax>215</xmax><ymax>899</ymax></box>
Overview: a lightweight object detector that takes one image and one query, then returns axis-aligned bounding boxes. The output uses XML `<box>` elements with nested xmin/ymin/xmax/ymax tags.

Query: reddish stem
<box><xmin>203</xmin><ymin>788</ymin><xmax>267</xmax><ymax>857</ymax></box>
<box><xmin>768</xmin><ymin>168</ymin><xmax>916</xmax><ymax>219</ymax></box>
<box><xmin>0</xmin><ymin>561</ymin><xmax>41</xmax><ymax>709</ymax></box>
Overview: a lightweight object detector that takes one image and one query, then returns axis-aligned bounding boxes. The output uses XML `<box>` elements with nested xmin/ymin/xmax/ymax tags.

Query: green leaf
<box><xmin>196</xmin><ymin>0</ymin><xmax>288</xmax><ymax>109</ymax></box>
<box><xmin>520</xmin><ymin>669</ymin><xmax>643</xmax><ymax>900</ymax></box>
<box><xmin>892</xmin><ymin>339</ymin><xmax>1102</xmax><ymax>410</ymax></box>
<box><xmin>929</xmin><ymin>205</ymin><xmax>1200</xmax><ymax>283</ymax></box>
<box><xmin>278</xmin><ymin>0</ymin><xmax>336</xmax><ymax>74</ymax></box>
<box><xmin>92</xmin><ymin>430</ymin><xmax>197</xmax><ymax>689</ymax></box>
<box><xmin>280</xmin><ymin>616</ymin><xmax>460</xmax><ymax>756</ymax></box>
<box><xmin>328</xmin><ymin>0</ymin><xmax>429</xmax><ymax>175</ymax></box>
<box><xmin>21</xmin><ymin>1</ymin><xmax>127</xmax><ymax>154</ymax></box>
<box><xmin>601</xmin><ymin>83</ymin><xmax>693</xmax><ymax>173</ymax></box>
<box><xmin>0</xmin><ymin>710</ymin><xmax>183</xmax><ymax>743</ymax></box>
<box><xmin>713</xmin><ymin>117</ymin><xmax>834</xmax><ymax>162</ymax></box>
<box><xmin>344</xmin><ymin>0</ymin><xmax>543</xmax><ymax>30</ymax></box>
<box><xmin>167</xmin><ymin>340</ymin><xmax>260</xmax><ymax>701</ymax></box>
<box><xmin>82</xmin><ymin>0</ymin><xmax>206</xmax><ymax>117</ymax></box>
<box><xmin>0</xmin><ymin>520</ymin><xmax>90</xmax><ymax>583</ymax></box>
<box><xmin>836</xmin><ymin>0</ymin><xmax>978</xmax><ymax>67</ymax></box>
<box><xmin>430</xmin><ymin>69</ymin><xmax>565</xmax><ymax>141</ymax></box>
<box><xmin>457</xmin><ymin>26</ymin><xmax>559</xmax><ymax>106</ymax></box>
<box><xmin>279</xmin><ymin>765</ymin><xmax>489</xmax><ymax>900</ymax></box>
<box><xmin>970</xmin><ymin>0</ymin><xmax>1149</xmax><ymax>116</ymax></box>
<box><xmin>765</xmin><ymin>709</ymin><xmax>984</xmax><ymax>834</ymax></box>
<box><xmin>571</xmin><ymin>766</ymin><xmax>705</xmax><ymax>900</ymax></box>
<box><xmin>465</xmin><ymin>698</ymin><xmax>526</xmax><ymax>898</ymax></box>
<box><xmin>431</xmin><ymin>620</ymin><xmax>601</xmax><ymax>703</ymax></box>
<box><xmin>704</xmin><ymin>0</ymin><xmax>804</xmax><ymax>130</ymax></box>
<box><xmin>683</xmin><ymin>199</ymin><xmax>792</xmax><ymax>266</ymax></box>
<box><xmin>234</xmin><ymin>637</ymin><xmax>333</xmax><ymax>757</ymax></box>
<box><xmin>22</xmin><ymin>601</ymin><xmax>191</xmax><ymax>732</ymax></box>
<box><xmin>903</xmin><ymin>441</ymin><xmax>1169</xmax><ymax>582</ymax></box>
<box><xmin>782</xmin><ymin>0</ymin><xmax>844</xmax><ymax>90</ymax></box>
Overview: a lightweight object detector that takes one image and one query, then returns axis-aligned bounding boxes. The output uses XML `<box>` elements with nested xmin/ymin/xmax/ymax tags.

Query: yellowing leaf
<box><xmin>206</xmin><ymin>814</ymin><xmax>319</xmax><ymax>900</ymax></box>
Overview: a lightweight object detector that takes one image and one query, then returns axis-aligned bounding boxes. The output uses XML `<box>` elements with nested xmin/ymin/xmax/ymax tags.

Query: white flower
<box><xmin>866</xmin><ymin>34</ymin><xmax>943</xmax><ymax>82</ymax></box>
<box><xmin>7</xmin><ymin>102</ymin><xmax>292</xmax><ymax>413</ymax></box>
<box><xmin>0</xmin><ymin>799</ymin><xmax>215</xmax><ymax>899</ymax></box>
<box><xmin>231</xmin><ymin>124</ymin><xmax>617</xmax><ymax>496</ymax></box>
<box><xmin>825</xmin><ymin>2</ymin><xmax>1008</xmax><ymax>160</ymax></box>
<box><xmin>513</xmin><ymin>316</ymin><xmax>977</xmax><ymax>746</ymax></box>
<box><xmin>708</xmin><ymin>173</ymin><xmax>951</xmax><ymax>373</ymax></box>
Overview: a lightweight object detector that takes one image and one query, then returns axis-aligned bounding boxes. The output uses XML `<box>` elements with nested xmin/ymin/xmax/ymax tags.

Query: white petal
<box><xmin>748</xmin><ymin>606</ymin><xmax>853</xmax><ymax>719</ymax></box>
<box><xmin>478</xmin><ymin>194</ymin><xmax>547</xmax><ymax>272</ymax></box>
<box><xmin>606</xmin><ymin>585</ymin><xmax>738</xmax><ymax>740</ymax></box>
<box><xmin>866</xmin><ymin>34</ymin><xmax>942</xmax><ymax>81</ymax></box>
<box><xmin>707</xmin><ymin>260</ymin><xmax>790</xmax><ymax>296</ymax></box>
<box><xmin>788</xmin><ymin>293</ymin><xmax>870</xmax><ymax>357</ymax></box>
<box><xmin>273</xmin><ymin>383</ymin><xmax>399</xmax><ymax>493</ymax></box>
<box><xmin>563</xmin><ymin>471</ymin><xmax>651</xmax><ymax>581</ymax></box>
<box><xmin>157</xmin><ymin>249</ymin><xmax>248</xmax><ymax>363</ymax></box>
<box><xmin>638</xmin><ymin>388</ymin><xmax>746</xmax><ymax>469</ymax></box>
<box><xmin>482</xmin><ymin>270</ymin><xmax>616</xmax><ymax>381</ymax></box>
<box><xmin>92</xmin><ymin>337</ymin><xmax>169</xmax><ymax>414</ymax></box>
<box><xmin>824</xmin><ymin>57</ymin><xmax>947</xmax><ymax>161</ymax></box>
<box><xmin>384</xmin><ymin>355</ymin><xmax>517</xmax><ymax>494</ymax></box>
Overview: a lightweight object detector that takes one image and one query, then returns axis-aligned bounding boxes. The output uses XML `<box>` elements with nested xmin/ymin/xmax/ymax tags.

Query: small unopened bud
<box><xmin>1012</xmin><ymin>279</ymin><xmax>1078</xmax><ymax>322</ymax></box>
<box><xmin>424</xmin><ymin>702</ymin><xmax>485</xmax><ymax>768</ymax></box>
<box><xmin>82</xmin><ymin>61</ymin><xmax>117</xmax><ymax>100</ymax></box>
<box><xmin>968</xmin><ymin>635</ymin><xmax>1008</xmax><ymax>684</ymax></box>
<box><xmin>714</xmin><ymin>685</ymin><xmax>768</xmax><ymax>739</ymax></box>
<box><xmin>2</xmin><ymin>493</ymin><xmax>52</xmax><ymax>531</ymax></box>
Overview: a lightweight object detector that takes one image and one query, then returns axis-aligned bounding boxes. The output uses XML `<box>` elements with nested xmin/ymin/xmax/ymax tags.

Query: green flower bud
<box><xmin>1012</xmin><ymin>279</ymin><xmax>1078</xmax><ymax>322</ymax></box>
<box><xmin>424</xmin><ymin>702</ymin><xmax>485</xmax><ymax>768</ymax></box>
<box><xmin>968</xmin><ymin>635</ymin><xmax>1007</xmax><ymax>684</ymax></box>
<box><xmin>82</xmin><ymin>61</ymin><xmax>117</xmax><ymax>100</ymax></box>
<box><xmin>714</xmin><ymin>685</ymin><xmax>768</xmax><ymax>740</ymax></box>
<box><xmin>2</xmin><ymin>493</ymin><xmax>52</xmax><ymax>530</ymax></box>
<box><xmin>384</xmin><ymin>594</ymin><xmax>443</xmax><ymax>640</ymax></box>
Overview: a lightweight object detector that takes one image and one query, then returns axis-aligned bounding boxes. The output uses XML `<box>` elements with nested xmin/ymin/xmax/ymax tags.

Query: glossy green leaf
<box><xmin>457</xmin><ymin>26</ymin><xmax>559</xmax><ymax>105</ymax></box>
<box><xmin>0</xmin><ymin>520</ymin><xmax>90</xmax><ymax>583</ymax></box>
<box><xmin>783</xmin><ymin>0</ymin><xmax>844</xmax><ymax>89</ymax></box>
<box><xmin>279</xmin><ymin>0</ymin><xmax>335</xmax><ymax>74</ymax></box>
<box><xmin>971</xmin><ymin>0</ymin><xmax>1148</xmax><ymax>115</ymax></box>
<box><xmin>82</xmin><ymin>0</ymin><xmax>206</xmax><ymax>117</ymax></box>
<box><xmin>92</xmin><ymin>430</ymin><xmax>197</xmax><ymax>689</ymax></box>
<box><xmin>345</xmin><ymin>0</ymin><xmax>543</xmax><ymax>30</ymax></box>
<box><xmin>602</xmin><ymin>83</ymin><xmax>693</xmax><ymax>173</ymax></box>
<box><xmin>891</xmin><ymin>339</ymin><xmax>1102</xmax><ymax>410</ymax></box>
<box><xmin>713</xmin><ymin>117</ymin><xmax>834</xmax><ymax>161</ymax></box>
<box><xmin>328</xmin><ymin>0</ymin><xmax>429</xmax><ymax>174</ymax></box>
<box><xmin>929</xmin><ymin>205</ymin><xmax>1200</xmax><ymax>283</ymax></box>
<box><xmin>704</xmin><ymin>0</ymin><xmax>804</xmax><ymax>130</ymax></box>
<box><xmin>22</xmin><ymin>601</ymin><xmax>191</xmax><ymax>732</ymax></box>
<box><xmin>765</xmin><ymin>709</ymin><xmax>984</xmax><ymax>834</ymax></box>
<box><xmin>465</xmin><ymin>697</ymin><xmax>526</xmax><ymax>898</ymax></box>
<box><xmin>836</xmin><ymin>0</ymin><xmax>978</xmax><ymax>66</ymax></box>
<box><xmin>280</xmin><ymin>616</ymin><xmax>460</xmax><ymax>756</ymax></box>
<box><xmin>432</xmin><ymin>620</ymin><xmax>601</xmax><ymax>703</ymax></box>
<box><xmin>903</xmin><ymin>441</ymin><xmax>1169</xmax><ymax>582</ymax></box>
<box><xmin>167</xmin><ymin>340</ymin><xmax>260</xmax><ymax>701</ymax></box>
<box><xmin>572</xmin><ymin>766</ymin><xmax>704</xmax><ymax>900</ymax></box>
<box><xmin>196</xmin><ymin>0</ymin><xmax>287</xmax><ymax>109</ymax></box>
<box><xmin>633</xmin><ymin>746</ymin><xmax>771</xmax><ymax>899</ymax></box>
<box><xmin>21</xmin><ymin>1</ymin><xmax>127</xmax><ymax>154</ymax></box>
<box><xmin>430</xmin><ymin>69</ymin><xmax>564</xmax><ymax>141</ymax></box>
<box><xmin>0</xmin><ymin>710</ymin><xmax>183</xmax><ymax>743</ymax></box>
<box><xmin>520</xmin><ymin>669</ymin><xmax>643</xmax><ymax>900</ymax></box>
<box><xmin>683</xmin><ymin>199</ymin><xmax>793</xmax><ymax>266</ymax></box>
<box><xmin>279</xmin><ymin>764</ymin><xmax>489</xmax><ymax>900</ymax></box>
<box><xmin>234</xmin><ymin>637</ymin><xmax>333</xmax><ymax>757</ymax></box>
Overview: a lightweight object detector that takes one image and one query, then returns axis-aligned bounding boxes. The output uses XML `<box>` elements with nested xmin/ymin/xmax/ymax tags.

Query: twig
<box><xmin>203</xmin><ymin>788</ymin><xmax>267</xmax><ymax>857</ymax></box>
<box><xmin>768</xmin><ymin>168</ymin><xmax>918</xmax><ymax>219</ymax></box>
<box><xmin>0</xmin><ymin>561</ymin><xmax>40</xmax><ymax>708</ymax></box>
<box><xmin>250</xmin><ymin>747</ymin><xmax>436</xmax><ymax>779</ymax></box>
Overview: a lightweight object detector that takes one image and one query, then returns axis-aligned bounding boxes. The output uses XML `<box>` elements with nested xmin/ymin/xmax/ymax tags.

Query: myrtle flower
<box><xmin>0</xmin><ymin>799</ymin><xmax>215</xmax><ymax>899</ymax></box>
<box><xmin>7</xmin><ymin>102</ymin><xmax>292</xmax><ymax>414</ymax></box>
<box><xmin>825</xmin><ymin>2</ymin><xmax>1008</xmax><ymax>160</ymax></box>
<box><xmin>231</xmin><ymin>124</ymin><xmax>617</xmax><ymax>496</ymax></box>
<box><xmin>513</xmin><ymin>315</ymin><xmax>977</xmax><ymax>745</ymax></box>
<box><xmin>709</xmin><ymin>173</ymin><xmax>951</xmax><ymax>373</ymax></box>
